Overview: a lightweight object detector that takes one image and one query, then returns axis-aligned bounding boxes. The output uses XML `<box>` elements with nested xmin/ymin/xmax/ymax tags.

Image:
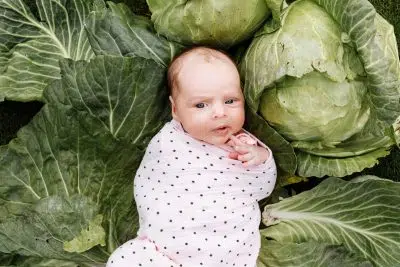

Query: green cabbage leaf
<box><xmin>0</xmin><ymin>55</ymin><xmax>169</xmax><ymax>263</ymax></box>
<box><xmin>259</xmin><ymin>177</ymin><xmax>400</xmax><ymax>266</ymax></box>
<box><xmin>258</xmin><ymin>240</ymin><xmax>373</xmax><ymax>267</ymax></box>
<box><xmin>86</xmin><ymin>1</ymin><xmax>184</xmax><ymax>67</ymax></box>
<box><xmin>0</xmin><ymin>0</ymin><xmax>95</xmax><ymax>102</ymax></box>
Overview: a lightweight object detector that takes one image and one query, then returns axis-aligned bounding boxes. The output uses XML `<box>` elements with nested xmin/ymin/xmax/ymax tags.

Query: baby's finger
<box><xmin>228</xmin><ymin>151</ymin><xmax>239</xmax><ymax>160</ymax></box>
<box><xmin>229</xmin><ymin>134</ymin><xmax>246</xmax><ymax>146</ymax></box>
<box><xmin>242</xmin><ymin>158</ymin><xmax>257</xmax><ymax>167</ymax></box>
<box><xmin>237</xmin><ymin>152</ymin><xmax>253</xmax><ymax>162</ymax></box>
<box><xmin>234</xmin><ymin>145</ymin><xmax>250</xmax><ymax>154</ymax></box>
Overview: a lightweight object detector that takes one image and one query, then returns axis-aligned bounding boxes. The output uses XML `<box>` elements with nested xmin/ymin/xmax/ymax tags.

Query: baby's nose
<box><xmin>213</xmin><ymin>104</ymin><xmax>227</xmax><ymax>118</ymax></box>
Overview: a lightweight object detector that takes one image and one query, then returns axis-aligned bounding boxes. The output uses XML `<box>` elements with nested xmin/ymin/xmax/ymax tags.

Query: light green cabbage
<box><xmin>241</xmin><ymin>0</ymin><xmax>400</xmax><ymax>177</ymax></box>
<box><xmin>146</xmin><ymin>0</ymin><xmax>283</xmax><ymax>47</ymax></box>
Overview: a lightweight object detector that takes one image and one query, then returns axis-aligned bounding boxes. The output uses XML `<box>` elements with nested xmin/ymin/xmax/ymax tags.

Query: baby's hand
<box><xmin>227</xmin><ymin>134</ymin><xmax>269</xmax><ymax>167</ymax></box>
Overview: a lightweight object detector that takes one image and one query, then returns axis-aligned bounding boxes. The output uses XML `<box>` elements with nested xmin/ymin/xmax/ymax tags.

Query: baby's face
<box><xmin>170</xmin><ymin>56</ymin><xmax>245</xmax><ymax>146</ymax></box>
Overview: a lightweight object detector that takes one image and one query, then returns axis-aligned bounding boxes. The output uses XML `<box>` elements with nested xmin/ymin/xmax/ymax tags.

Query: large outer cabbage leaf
<box><xmin>86</xmin><ymin>1</ymin><xmax>184</xmax><ymax>67</ymax></box>
<box><xmin>0</xmin><ymin>253</ymin><xmax>103</xmax><ymax>266</ymax></box>
<box><xmin>240</xmin><ymin>0</ymin><xmax>400</xmax><ymax>177</ymax></box>
<box><xmin>0</xmin><ymin>252</ymin><xmax>104</xmax><ymax>266</ymax></box>
<box><xmin>394</xmin><ymin>115</ymin><xmax>400</xmax><ymax>145</ymax></box>
<box><xmin>257</xmin><ymin>240</ymin><xmax>373</xmax><ymax>267</ymax></box>
<box><xmin>260</xmin><ymin>177</ymin><xmax>400</xmax><ymax>266</ymax></box>
<box><xmin>296</xmin><ymin>147</ymin><xmax>390</xmax><ymax>177</ymax></box>
<box><xmin>0</xmin><ymin>0</ymin><xmax>95</xmax><ymax>102</ymax></box>
<box><xmin>146</xmin><ymin>0</ymin><xmax>282</xmax><ymax>48</ymax></box>
<box><xmin>0</xmin><ymin>55</ymin><xmax>169</xmax><ymax>263</ymax></box>
<box><xmin>245</xmin><ymin>107</ymin><xmax>297</xmax><ymax>174</ymax></box>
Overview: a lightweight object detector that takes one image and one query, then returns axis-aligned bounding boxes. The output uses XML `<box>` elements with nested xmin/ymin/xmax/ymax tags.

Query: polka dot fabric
<box><xmin>107</xmin><ymin>238</ymin><xmax>178</xmax><ymax>266</ymax></box>
<box><xmin>107</xmin><ymin>119</ymin><xmax>277</xmax><ymax>267</ymax></box>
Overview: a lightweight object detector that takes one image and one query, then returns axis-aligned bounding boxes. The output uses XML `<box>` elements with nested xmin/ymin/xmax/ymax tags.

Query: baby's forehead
<box><xmin>169</xmin><ymin>48</ymin><xmax>239</xmax><ymax>98</ymax></box>
<box><xmin>177</xmin><ymin>52</ymin><xmax>236</xmax><ymax>81</ymax></box>
<box><xmin>179</xmin><ymin>49</ymin><xmax>230</xmax><ymax>66</ymax></box>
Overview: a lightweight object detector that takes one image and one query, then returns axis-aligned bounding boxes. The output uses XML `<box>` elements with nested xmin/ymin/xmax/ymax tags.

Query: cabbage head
<box><xmin>241</xmin><ymin>0</ymin><xmax>400</xmax><ymax>178</ymax></box>
<box><xmin>146</xmin><ymin>0</ymin><xmax>283</xmax><ymax>48</ymax></box>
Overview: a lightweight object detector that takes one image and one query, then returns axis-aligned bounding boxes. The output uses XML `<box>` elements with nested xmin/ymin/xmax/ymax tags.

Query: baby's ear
<box><xmin>169</xmin><ymin>95</ymin><xmax>179</xmax><ymax>121</ymax></box>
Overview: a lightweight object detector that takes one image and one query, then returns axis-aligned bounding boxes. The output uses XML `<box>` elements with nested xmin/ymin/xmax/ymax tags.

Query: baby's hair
<box><xmin>167</xmin><ymin>46</ymin><xmax>237</xmax><ymax>99</ymax></box>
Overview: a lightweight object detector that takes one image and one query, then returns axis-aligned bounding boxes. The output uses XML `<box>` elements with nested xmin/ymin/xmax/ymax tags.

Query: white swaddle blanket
<box><xmin>107</xmin><ymin>119</ymin><xmax>277</xmax><ymax>267</ymax></box>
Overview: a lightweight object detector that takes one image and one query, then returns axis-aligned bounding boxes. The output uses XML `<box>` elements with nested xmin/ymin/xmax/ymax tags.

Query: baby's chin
<box><xmin>202</xmin><ymin>134</ymin><xmax>233</xmax><ymax>146</ymax></box>
<box><xmin>189</xmin><ymin>127</ymin><xmax>242</xmax><ymax>146</ymax></box>
<box><xmin>210</xmin><ymin>138</ymin><xmax>230</xmax><ymax>146</ymax></box>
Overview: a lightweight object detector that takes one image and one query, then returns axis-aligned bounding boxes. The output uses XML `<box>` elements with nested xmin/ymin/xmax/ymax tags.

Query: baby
<box><xmin>106</xmin><ymin>47</ymin><xmax>277</xmax><ymax>267</ymax></box>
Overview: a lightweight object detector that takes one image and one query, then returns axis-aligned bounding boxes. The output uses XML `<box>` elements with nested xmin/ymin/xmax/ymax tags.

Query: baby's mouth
<box><xmin>213</xmin><ymin>126</ymin><xmax>229</xmax><ymax>135</ymax></box>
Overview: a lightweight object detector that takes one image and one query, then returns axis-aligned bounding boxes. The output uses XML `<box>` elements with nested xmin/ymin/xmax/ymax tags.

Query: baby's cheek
<box><xmin>235</xmin><ymin>110</ymin><xmax>245</xmax><ymax>128</ymax></box>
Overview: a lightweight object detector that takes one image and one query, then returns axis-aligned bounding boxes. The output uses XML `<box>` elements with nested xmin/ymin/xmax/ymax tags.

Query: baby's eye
<box><xmin>195</xmin><ymin>103</ymin><xmax>205</xmax><ymax>108</ymax></box>
<box><xmin>225</xmin><ymin>99</ymin><xmax>235</xmax><ymax>104</ymax></box>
